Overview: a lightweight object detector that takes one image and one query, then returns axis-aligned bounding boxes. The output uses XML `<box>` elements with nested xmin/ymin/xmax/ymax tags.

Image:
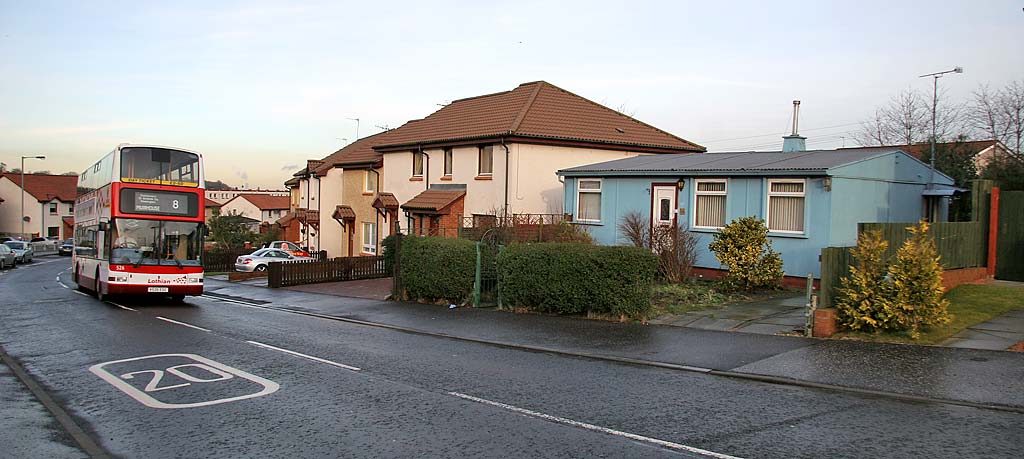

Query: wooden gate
<box><xmin>996</xmin><ymin>190</ymin><xmax>1024</xmax><ymax>281</ymax></box>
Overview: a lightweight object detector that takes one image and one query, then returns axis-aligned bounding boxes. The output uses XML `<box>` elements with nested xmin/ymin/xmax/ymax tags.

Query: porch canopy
<box><xmin>401</xmin><ymin>190</ymin><xmax>465</xmax><ymax>215</ymax></box>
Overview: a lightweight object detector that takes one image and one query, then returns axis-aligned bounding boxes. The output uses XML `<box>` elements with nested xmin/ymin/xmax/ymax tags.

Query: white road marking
<box><xmin>89</xmin><ymin>353</ymin><xmax>279</xmax><ymax>409</ymax></box>
<box><xmin>107</xmin><ymin>302</ymin><xmax>137</xmax><ymax>312</ymax></box>
<box><xmin>200</xmin><ymin>295</ymin><xmax>265</xmax><ymax>309</ymax></box>
<box><xmin>156</xmin><ymin>316</ymin><xmax>209</xmax><ymax>332</ymax></box>
<box><xmin>73</xmin><ymin>291</ymin><xmax>90</xmax><ymax>297</ymax></box>
<box><xmin>448</xmin><ymin>392</ymin><xmax>744</xmax><ymax>459</ymax></box>
<box><xmin>247</xmin><ymin>340</ymin><xmax>361</xmax><ymax>371</ymax></box>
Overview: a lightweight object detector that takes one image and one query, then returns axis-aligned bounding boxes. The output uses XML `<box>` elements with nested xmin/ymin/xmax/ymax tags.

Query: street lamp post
<box><xmin>20</xmin><ymin>155</ymin><xmax>46</xmax><ymax>238</ymax></box>
<box><xmin>918</xmin><ymin>67</ymin><xmax>963</xmax><ymax>190</ymax></box>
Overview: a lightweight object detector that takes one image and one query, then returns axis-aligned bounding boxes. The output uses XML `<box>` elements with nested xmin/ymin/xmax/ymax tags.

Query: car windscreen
<box><xmin>3</xmin><ymin>241</ymin><xmax>26</xmax><ymax>250</ymax></box>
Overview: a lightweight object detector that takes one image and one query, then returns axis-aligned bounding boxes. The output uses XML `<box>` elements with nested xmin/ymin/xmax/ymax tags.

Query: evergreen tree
<box><xmin>836</xmin><ymin>230</ymin><xmax>891</xmax><ymax>332</ymax></box>
<box><xmin>884</xmin><ymin>222</ymin><xmax>951</xmax><ymax>338</ymax></box>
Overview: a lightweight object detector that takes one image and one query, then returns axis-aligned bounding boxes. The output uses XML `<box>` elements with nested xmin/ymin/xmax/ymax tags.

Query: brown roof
<box><xmin>313</xmin><ymin>131</ymin><xmax>398</xmax><ymax>176</ymax></box>
<box><xmin>229</xmin><ymin>194</ymin><xmax>290</xmax><ymax>210</ymax></box>
<box><xmin>372</xmin><ymin>192</ymin><xmax>400</xmax><ymax>210</ymax></box>
<box><xmin>373</xmin><ymin>81</ymin><xmax>704</xmax><ymax>153</ymax></box>
<box><xmin>401</xmin><ymin>190</ymin><xmax>465</xmax><ymax>213</ymax></box>
<box><xmin>62</xmin><ymin>216</ymin><xmax>74</xmax><ymax>226</ymax></box>
<box><xmin>331</xmin><ymin>205</ymin><xmax>356</xmax><ymax>221</ymax></box>
<box><xmin>845</xmin><ymin>140</ymin><xmax>999</xmax><ymax>160</ymax></box>
<box><xmin>205</xmin><ymin>200</ymin><xmax>223</xmax><ymax>208</ymax></box>
<box><xmin>0</xmin><ymin>173</ymin><xmax>79</xmax><ymax>202</ymax></box>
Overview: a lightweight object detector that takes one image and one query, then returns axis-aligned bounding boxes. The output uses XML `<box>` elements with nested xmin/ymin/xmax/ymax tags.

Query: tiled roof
<box><xmin>62</xmin><ymin>216</ymin><xmax>74</xmax><ymax>226</ymax></box>
<box><xmin>372</xmin><ymin>192</ymin><xmax>400</xmax><ymax>210</ymax></box>
<box><xmin>401</xmin><ymin>190</ymin><xmax>465</xmax><ymax>213</ymax></box>
<box><xmin>0</xmin><ymin>173</ymin><xmax>79</xmax><ymax>202</ymax></box>
<box><xmin>205</xmin><ymin>200</ymin><xmax>223</xmax><ymax>208</ymax></box>
<box><xmin>314</xmin><ymin>131</ymin><xmax>400</xmax><ymax>176</ymax></box>
<box><xmin>230</xmin><ymin>194</ymin><xmax>290</xmax><ymax>210</ymax></box>
<box><xmin>844</xmin><ymin>140</ymin><xmax>999</xmax><ymax>159</ymax></box>
<box><xmin>331</xmin><ymin>205</ymin><xmax>356</xmax><ymax>220</ymax></box>
<box><xmin>373</xmin><ymin>81</ymin><xmax>703</xmax><ymax>152</ymax></box>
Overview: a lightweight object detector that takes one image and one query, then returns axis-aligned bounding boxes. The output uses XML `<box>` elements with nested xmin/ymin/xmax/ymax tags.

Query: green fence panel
<box><xmin>818</xmin><ymin>246</ymin><xmax>854</xmax><ymax>309</ymax></box>
<box><xmin>857</xmin><ymin>221</ymin><xmax>985</xmax><ymax>269</ymax></box>
<box><xmin>997</xmin><ymin>191</ymin><xmax>1024</xmax><ymax>281</ymax></box>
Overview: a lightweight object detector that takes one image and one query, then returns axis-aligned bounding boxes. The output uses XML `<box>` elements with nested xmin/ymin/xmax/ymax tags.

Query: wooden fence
<box><xmin>268</xmin><ymin>255</ymin><xmax>389</xmax><ymax>288</ymax></box>
<box><xmin>857</xmin><ymin>221</ymin><xmax>987</xmax><ymax>269</ymax></box>
<box><xmin>203</xmin><ymin>249</ymin><xmax>251</xmax><ymax>273</ymax></box>
<box><xmin>819</xmin><ymin>221</ymin><xmax>988</xmax><ymax>308</ymax></box>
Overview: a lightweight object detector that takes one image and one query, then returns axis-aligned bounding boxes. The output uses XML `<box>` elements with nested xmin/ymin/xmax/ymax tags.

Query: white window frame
<box><xmin>443</xmin><ymin>148</ymin><xmax>453</xmax><ymax>176</ymax></box>
<box><xmin>765</xmin><ymin>178</ymin><xmax>807</xmax><ymax>234</ymax></box>
<box><xmin>575</xmin><ymin>178</ymin><xmax>602</xmax><ymax>223</ymax></box>
<box><xmin>412</xmin><ymin>152</ymin><xmax>424</xmax><ymax>177</ymax></box>
<box><xmin>49</xmin><ymin>202</ymin><xmax>58</xmax><ymax>215</ymax></box>
<box><xmin>364</xmin><ymin>170</ymin><xmax>376</xmax><ymax>193</ymax></box>
<box><xmin>478</xmin><ymin>145</ymin><xmax>493</xmax><ymax>176</ymax></box>
<box><xmin>692</xmin><ymin>179</ymin><xmax>728</xmax><ymax>230</ymax></box>
<box><xmin>362</xmin><ymin>222</ymin><xmax>377</xmax><ymax>254</ymax></box>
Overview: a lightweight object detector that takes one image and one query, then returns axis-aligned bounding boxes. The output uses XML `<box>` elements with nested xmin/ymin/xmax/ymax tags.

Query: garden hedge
<box><xmin>399</xmin><ymin>236</ymin><xmax>482</xmax><ymax>302</ymax></box>
<box><xmin>497</xmin><ymin>243</ymin><xmax>658</xmax><ymax>318</ymax></box>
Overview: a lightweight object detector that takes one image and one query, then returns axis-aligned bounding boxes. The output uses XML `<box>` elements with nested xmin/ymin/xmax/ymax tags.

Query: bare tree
<box><xmin>970</xmin><ymin>80</ymin><xmax>1024</xmax><ymax>155</ymax></box>
<box><xmin>856</xmin><ymin>88</ymin><xmax>965</xmax><ymax>146</ymax></box>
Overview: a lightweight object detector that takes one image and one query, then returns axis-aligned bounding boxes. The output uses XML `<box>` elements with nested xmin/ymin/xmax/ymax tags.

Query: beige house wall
<box><xmin>380</xmin><ymin>143</ymin><xmax>648</xmax><ymax>230</ymax></box>
<box><xmin>219</xmin><ymin>197</ymin><xmax>261</xmax><ymax>221</ymax></box>
<box><xmin>0</xmin><ymin>177</ymin><xmax>74</xmax><ymax>237</ymax></box>
<box><xmin>317</xmin><ymin>169</ymin><xmax>345</xmax><ymax>257</ymax></box>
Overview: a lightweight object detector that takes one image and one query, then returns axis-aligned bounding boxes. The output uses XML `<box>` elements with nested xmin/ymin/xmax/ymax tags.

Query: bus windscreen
<box><xmin>120</xmin><ymin>147</ymin><xmax>200</xmax><ymax>187</ymax></box>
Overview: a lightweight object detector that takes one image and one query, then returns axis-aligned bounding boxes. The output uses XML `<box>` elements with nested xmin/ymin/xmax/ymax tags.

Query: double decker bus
<box><xmin>73</xmin><ymin>144</ymin><xmax>206</xmax><ymax>302</ymax></box>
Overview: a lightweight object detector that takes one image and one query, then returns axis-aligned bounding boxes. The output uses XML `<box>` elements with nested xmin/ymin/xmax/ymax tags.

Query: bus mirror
<box><xmin>98</xmin><ymin>222</ymin><xmax>109</xmax><ymax>232</ymax></box>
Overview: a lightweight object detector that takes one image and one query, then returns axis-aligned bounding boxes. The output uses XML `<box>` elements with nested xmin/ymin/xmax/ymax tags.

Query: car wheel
<box><xmin>255</xmin><ymin>264</ymin><xmax>267</xmax><ymax>272</ymax></box>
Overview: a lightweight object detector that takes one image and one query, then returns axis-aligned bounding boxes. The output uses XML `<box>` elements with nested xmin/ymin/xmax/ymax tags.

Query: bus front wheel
<box><xmin>94</xmin><ymin>268</ymin><xmax>105</xmax><ymax>302</ymax></box>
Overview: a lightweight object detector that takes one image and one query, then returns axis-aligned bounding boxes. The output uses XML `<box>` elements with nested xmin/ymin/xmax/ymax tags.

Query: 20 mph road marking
<box><xmin>448</xmin><ymin>392</ymin><xmax>743</xmax><ymax>459</ymax></box>
<box><xmin>156</xmin><ymin>316</ymin><xmax>210</xmax><ymax>332</ymax></box>
<box><xmin>247</xmin><ymin>341</ymin><xmax>361</xmax><ymax>371</ymax></box>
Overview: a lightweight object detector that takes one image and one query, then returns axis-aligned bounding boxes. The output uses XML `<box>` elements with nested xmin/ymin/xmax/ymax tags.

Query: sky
<box><xmin>1</xmin><ymin>1</ymin><xmax>1021</xmax><ymax>189</ymax></box>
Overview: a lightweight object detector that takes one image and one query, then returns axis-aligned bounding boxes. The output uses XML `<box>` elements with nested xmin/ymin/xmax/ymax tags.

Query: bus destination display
<box><xmin>120</xmin><ymin>188</ymin><xmax>198</xmax><ymax>217</ymax></box>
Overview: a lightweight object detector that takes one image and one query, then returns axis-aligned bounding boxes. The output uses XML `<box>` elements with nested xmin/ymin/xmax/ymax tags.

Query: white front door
<box><xmin>652</xmin><ymin>185</ymin><xmax>676</xmax><ymax>228</ymax></box>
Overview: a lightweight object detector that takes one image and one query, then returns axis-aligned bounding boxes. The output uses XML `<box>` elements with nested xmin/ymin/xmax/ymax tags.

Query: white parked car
<box><xmin>3</xmin><ymin>241</ymin><xmax>34</xmax><ymax>264</ymax></box>
<box><xmin>234</xmin><ymin>248</ymin><xmax>311</xmax><ymax>272</ymax></box>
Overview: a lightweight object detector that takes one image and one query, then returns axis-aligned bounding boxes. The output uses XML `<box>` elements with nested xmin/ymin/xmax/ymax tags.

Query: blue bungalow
<box><xmin>557</xmin><ymin>148</ymin><xmax>956</xmax><ymax>278</ymax></box>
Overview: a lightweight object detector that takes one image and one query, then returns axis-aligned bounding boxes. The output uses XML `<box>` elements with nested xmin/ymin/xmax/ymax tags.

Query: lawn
<box><xmin>649</xmin><ymin>280</ymin><xmax>792</xmax><ymax>317</ymax></box>
<box><xmin>836</xmin><ymin>283</ymin><xmax>1024</xmax><ymax>345</ymax></box>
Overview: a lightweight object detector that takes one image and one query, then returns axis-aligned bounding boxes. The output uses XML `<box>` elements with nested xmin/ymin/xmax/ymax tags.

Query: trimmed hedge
<box><xmin>400</xmin><ymin>236</ymin><xmax>480</xmax><ymax>302</ymax></box>
<box><xmin>381</xmin><ymin>234</ymin><xmax>397</xmax><ymax>274</ymax></box>
<box><xmin>497</xmin><ymin>243</ymin><xmax>658</xmax><ymax>318</ymax></box>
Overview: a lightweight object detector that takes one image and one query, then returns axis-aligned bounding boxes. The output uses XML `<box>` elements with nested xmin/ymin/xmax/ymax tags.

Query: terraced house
<box><xmin>287</xmin><ymin>81</ymin><xmax>704</xmax><ymax>258</ymax></box>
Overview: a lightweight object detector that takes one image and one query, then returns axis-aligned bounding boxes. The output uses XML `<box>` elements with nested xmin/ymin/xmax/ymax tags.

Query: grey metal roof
<box><xmin>558</xmin><ymin>148</ymin><xmax>905</xmax><ymax>176</ymax></box>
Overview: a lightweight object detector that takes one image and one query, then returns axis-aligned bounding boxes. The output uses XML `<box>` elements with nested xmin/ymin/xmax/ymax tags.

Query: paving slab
<box><xmin>734</xmin><ymin>323</ymin><xmax>798</xmax><ymax>335</ymax></box>
<box><xmin>971</xmin><ymin>316</ymin><xmax>1024</xmax><ymax>333</ymax></box>
<box><xmin>684</xmin><ymin>317</ymin><xmax>745</xmax><ymax>331</ymax></box>
<box><xmin>951</xmin><ymin>329</ymin><xmax>1024</xmax><ymax>342</ymax></box>
<box><xmin>944</xmin><ymin>338</ymin><xmax>1014</xmax><ymax>351</ymax></box>
<box><xmin>755</xmin><ymin>314</ymin><xmax>807</xmax><ymax>327</ymax></box>
<box><xmin>1001</xmin><ymin>310</ymin><xmax>1024</xmax><ymax>319</ymax></box>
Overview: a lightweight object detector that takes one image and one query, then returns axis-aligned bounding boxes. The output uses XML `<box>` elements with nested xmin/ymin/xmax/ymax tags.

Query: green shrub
<box><xmin>708</xmin><ymin>216</ymin><xmax>783</xmax><ymax>291</ymax></box>
<box><xmin>836</xmin><ymin>222</ymin><xmax>952</xmax><ymax>339</ymax></box>
<box><xmin>400</xmin><ymin>236</ymin><xmax>478</xmax><ymax>303</ymax></box>
<box><xmin>497</xmin><ymin>243</ymin><xmax>658</xmax><ymax>318</ymax></box>
<box><xmin>836</xmin><ymin>229</ymin><xmax>892</xmax><ymax>331</ymax></box>
<box><xmin>884</xmin><ymin>221</ymin><xmax>951</xmax><ymax>338</ymax></box>
<box><xmin>381</xmin><ymin>234</ymin><xmax>397</xmax><ymax>274</ymax></box>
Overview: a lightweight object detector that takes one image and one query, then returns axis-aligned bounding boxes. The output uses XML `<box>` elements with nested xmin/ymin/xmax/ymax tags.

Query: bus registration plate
<box><xmin>148</xmin><ymin>287</ymin><xmax>169</xmax><ymax>293</ymax></box>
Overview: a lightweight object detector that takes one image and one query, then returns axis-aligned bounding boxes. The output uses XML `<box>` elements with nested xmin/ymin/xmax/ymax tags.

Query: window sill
<box><xmin>360</xmin><ymin>251</ymin><xmax>378</xmax><ymax>257</ymax></box>
<box><xmin>767</xmin><ymin>231</ymin><xmax>809</xmax><ymax>239</ymax></box>
<box><xmin>474</xmin><ymin>175</ymin><xmax>493</xmax><ymax>181</ymax></box>
<box><xmin>409</xmin><ymin>177</ymin><xmax>424</xmax><ymax>182</ymax></box>
<box><xmin>690</xmin><ymin>227</ymin><xmax>722</xmax><ymax>234</ymax></box>
<box><xmin>440</xmin><ymin>176</ymin><xmax>453</xmax><ymax>181</ymax></box>
<box><xmin>572</xmin><ymin>220</ymin><xmax>602</xmax><ymax>226</ymax></box>
<box><xmin>362</xmin><ymin>192</ymin><xmax>374</xmax><ymax>196</ymax></box>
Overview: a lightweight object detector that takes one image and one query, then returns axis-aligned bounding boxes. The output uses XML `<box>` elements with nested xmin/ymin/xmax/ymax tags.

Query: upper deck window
<box><xmin>121</xmin><ymin>147</ymin><xmax>200</xmax><ymax>187</ymax></box>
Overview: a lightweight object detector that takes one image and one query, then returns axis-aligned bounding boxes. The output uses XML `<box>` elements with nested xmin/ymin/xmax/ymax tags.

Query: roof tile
<box><xmin>1</xmin><ymin>173</ymin><xmax>78</xmax><ymax>202</ymax></box>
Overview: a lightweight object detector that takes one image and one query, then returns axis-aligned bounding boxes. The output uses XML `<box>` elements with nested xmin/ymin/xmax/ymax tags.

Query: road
<box><xmin>1</xmin><ymin>258</ymin><xmax>1021</xmax><ymax>458</ymax></box>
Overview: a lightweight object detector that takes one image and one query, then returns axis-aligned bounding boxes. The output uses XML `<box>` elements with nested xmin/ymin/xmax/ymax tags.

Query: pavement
<box><xmin>649</xmin><ymin>293</ymin><xmax>808</xmax><ymax>335</ymax></box>
<box><xmin>205</xmin><ymin>277</ymin><xmax>1024</xmax><ymax>411</ymax></box>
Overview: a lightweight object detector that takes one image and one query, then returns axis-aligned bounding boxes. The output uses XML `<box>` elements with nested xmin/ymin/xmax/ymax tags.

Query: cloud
<box><xmin>280</xmin><ymin>164</ymin><xmax>300</xmax><ymax>171</ymax></box>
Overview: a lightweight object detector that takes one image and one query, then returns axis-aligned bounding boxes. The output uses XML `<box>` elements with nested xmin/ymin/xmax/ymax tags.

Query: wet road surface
<box><xmin>1</xmin><ymin>259</ymin><xmax>1021</xmax><ymax>458</ymax></box>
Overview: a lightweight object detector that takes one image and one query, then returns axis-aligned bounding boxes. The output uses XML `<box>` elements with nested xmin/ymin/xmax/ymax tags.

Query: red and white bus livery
<box><xmin>73</xmin><ymin>144</ymin><xmax>206</xmax><ymax>301</ymax></box>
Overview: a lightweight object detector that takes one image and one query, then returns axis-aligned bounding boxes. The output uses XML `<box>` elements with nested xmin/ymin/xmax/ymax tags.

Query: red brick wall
<box><xmin>941</xmin><ymin>267</ymin><xmax>990</xmax><ymax>291</ymax></box>
<box><xmin>691</xmin><ymin>267</ymin><xmax>820</xmax><ymax>290</ymax></box>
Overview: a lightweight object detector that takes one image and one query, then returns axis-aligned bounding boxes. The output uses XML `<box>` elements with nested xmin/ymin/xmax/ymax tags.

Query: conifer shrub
<box><xmin>497</xmin><ymin>243</ymin><xmax>658</xmax><ymax>318</ymax></box>
<box><xmin>884</xmin><ymin>222</ymin><xmax>952</xmax><ymax>338</ymax></box>
<box><xmin>708</xmin><ymin>217</ymin><xmax>783</xmax><ymax>291</ymax></box>
<box><xmin>835</xmin><ymin>222</ymin><xmax>951</xmax><ymax>338</ymax></box>
<box><xmin>836</xmin><ymin>230</ymin><xmax>891</xmax><ymax>331</ymax></box>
